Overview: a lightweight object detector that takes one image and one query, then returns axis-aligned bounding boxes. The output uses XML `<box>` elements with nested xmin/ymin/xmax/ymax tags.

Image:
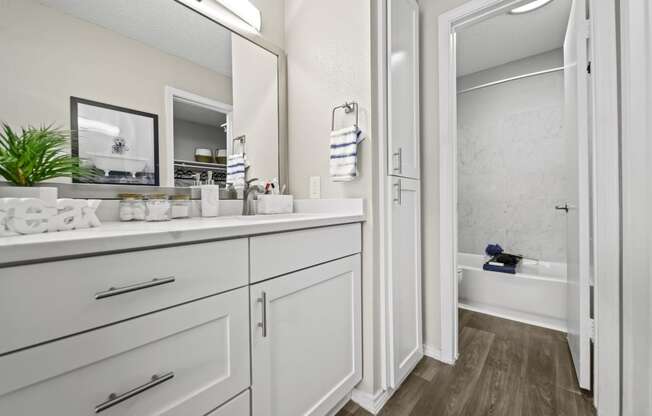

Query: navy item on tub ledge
<box><xmin>483</xmin><ymin>245</ymin><xmax>523</xmax><ymax>274</ymax></box>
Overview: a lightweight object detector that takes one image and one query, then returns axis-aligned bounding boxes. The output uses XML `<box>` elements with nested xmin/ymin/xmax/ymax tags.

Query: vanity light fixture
<box><xmin>214</xmin><ymin>0</ymin><xmax>261</xmax><ymax>32</ymax></box>
<box><xmin>509</xmin><ymin>0</ymin><xmax>554</xmax><ymax>15</ymax></box>
<box><xmin>187</xmin><ymin>0</ymin><xmax>261</xmax><ymax>32</ymax></box>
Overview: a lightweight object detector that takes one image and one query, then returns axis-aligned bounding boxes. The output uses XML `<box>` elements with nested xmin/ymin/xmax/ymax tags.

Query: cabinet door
<box><xmin>388</xmin><ymin>178</ymin><xmax>423</xmax><ymax>388</ymax></box>
<box><xmin>251</xmin><ymin>256</ymin><xmax>362</xmax><ymax>416</ymax></box>
<box><xmin>388</xmin><ymin>0</ymin><xmax>420</xmax><ymax>179</ymax></box>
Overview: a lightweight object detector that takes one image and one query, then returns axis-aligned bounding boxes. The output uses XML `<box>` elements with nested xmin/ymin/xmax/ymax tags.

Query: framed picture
<box><xmin>71</xmin><ymin>97</ymin><xmax>159</xmax><ymax>186</ymax></box>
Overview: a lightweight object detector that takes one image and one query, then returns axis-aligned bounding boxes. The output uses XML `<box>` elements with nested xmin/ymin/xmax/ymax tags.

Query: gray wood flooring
<box><xmin>337</xmin><ymin>309</ymin><xmax>596</xmax><ymax>416</ymax></box>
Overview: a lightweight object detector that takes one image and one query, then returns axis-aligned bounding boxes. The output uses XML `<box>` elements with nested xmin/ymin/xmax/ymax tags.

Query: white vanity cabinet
<box><xmin>0</xmin><ymin>220</ymin><xmax>363</xmax><ymax>416</ymax></box>
<box><xmin>250</xmin><ymin>255</ymin><xmax>362</xmax><ymax>416</ymax></box>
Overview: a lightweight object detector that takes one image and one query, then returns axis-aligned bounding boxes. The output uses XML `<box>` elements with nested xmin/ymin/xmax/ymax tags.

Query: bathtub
<box><xmin>457</xmin><ymin>252</ymin><xmax>568</xmax><ymax>332</ymax></box>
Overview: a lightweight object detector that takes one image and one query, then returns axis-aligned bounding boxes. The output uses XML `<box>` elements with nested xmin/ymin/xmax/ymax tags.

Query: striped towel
<box><xmin>227</xmin><ymin>154</ymin><xmax>247</xmax><ymax>188</ymax></box>
<box><xmin>330</xmin><ymin>126</ymin><xmax>362</xmax><ymax>182</ymax></box>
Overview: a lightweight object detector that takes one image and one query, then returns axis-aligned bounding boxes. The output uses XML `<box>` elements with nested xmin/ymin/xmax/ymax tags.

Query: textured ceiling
<box><xmin>457</xmin><ymin>0</ymin><xmax>571</xmax><ymax>76</ymax></box>
<box><xmin>38</xmin><ymin>0</ymin><xmax>233</xmax><ymax>77</ymax></box>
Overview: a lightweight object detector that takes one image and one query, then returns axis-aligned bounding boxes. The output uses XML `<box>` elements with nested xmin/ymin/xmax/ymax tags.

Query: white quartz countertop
<box><xmin>0</xmin><ymin>199</ymin><xmax>365</xmax><ymax>267</ymax></box>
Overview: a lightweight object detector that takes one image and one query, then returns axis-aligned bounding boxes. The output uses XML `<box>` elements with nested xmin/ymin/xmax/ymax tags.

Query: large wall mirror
<box><xmin>0</xmin><ymin>0</ymin><xmax>286</xmax><ymax>197</ymax></box>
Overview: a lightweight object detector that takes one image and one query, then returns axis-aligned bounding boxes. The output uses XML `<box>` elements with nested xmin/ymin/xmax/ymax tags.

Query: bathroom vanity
<box><xmin>0</xmin><ymin>209</ymin><xmax>363</xmax><ymax>415</ymax></box>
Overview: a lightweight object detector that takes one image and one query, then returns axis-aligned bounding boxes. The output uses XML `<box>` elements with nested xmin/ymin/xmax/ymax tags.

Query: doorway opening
<box><xmin>438</xmin><ymin>0</ymin><xmax>620</xmax><ymax>413</ymax></box>
<box><xmin>163</xmin><ymin>87</ymin><xmax>233</xmax><ymax>187</ymax></box>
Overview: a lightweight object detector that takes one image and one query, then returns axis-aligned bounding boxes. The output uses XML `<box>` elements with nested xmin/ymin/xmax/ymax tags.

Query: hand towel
<box><xmin>330</xmin><ymin>126</ymin><xmax>361</xmax><ymax>182</ymax></box>
<box><xmin>227</xmin><ymin>154</ymin><xmax>247</xmax><ymax>188</ymax></box>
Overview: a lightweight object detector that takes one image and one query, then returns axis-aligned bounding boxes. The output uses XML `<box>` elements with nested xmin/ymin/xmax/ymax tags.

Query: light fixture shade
<box><xmin>509</xmin><ymin>0</ymin><xmax>554</xmax><ymax>15</ymax></box>
<box><xmin>215</xmin><ymin>0</ymin><xmax>262</xmax><ymax>32</ymax></box>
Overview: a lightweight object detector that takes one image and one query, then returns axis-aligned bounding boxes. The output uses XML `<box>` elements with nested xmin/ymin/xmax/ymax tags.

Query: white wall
<box><xmin>231</xmin><ymin>35</ymin><xmax>280</xmax><ymax>182</ymax></box>
<box><xmin>285</xmin><ymin>0</ymin><xmax>381</xmax><ymax>396</ymax></box>
<box><xmin>173</xmin><ymin>120</ymin><xmax>226</xmax><ymax>161</ymax></box>
<box><xmin>457</xmin><ymin>50</ymin><xmax>567</xmax><ymax>262</ymax></box>
<box><xmin>0</xmin><ymin>0</ymin><xmax>233</xmax><ymax>184</ymax></box>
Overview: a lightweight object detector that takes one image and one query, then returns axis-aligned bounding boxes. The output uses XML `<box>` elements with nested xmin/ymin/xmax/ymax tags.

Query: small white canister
<box><xmin>200</xmin><ymin>185</ymin><xmax>220</xmax><ymax>217</ymax></box>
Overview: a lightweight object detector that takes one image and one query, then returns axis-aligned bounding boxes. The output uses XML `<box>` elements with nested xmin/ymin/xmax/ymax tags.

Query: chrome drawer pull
<box><xmin>95</xmin><ymin>277</ymin><xmax>176</xmax><ymax>300</ymax></box>
<box><xmin>95</xmin><ymin>371</ymin><xmax>174</xmax><ymax>413</ymax></box>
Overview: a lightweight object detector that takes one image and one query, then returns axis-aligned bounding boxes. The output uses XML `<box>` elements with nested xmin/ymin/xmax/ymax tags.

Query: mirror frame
<box><xmin>2</xmin><ymin>0</ymin><xmax>288</xmax><ymax>200</ymax></box>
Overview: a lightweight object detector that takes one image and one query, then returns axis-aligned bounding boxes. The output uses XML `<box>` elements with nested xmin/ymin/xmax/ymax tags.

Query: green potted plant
<box><xmin>0</xmin><ymin>124</ymin><xmax>90</xmax><ymax>204</ymax></box>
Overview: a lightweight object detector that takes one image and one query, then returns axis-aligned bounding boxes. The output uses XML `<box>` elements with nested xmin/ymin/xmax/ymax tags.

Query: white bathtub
<box><xmin>457</xmin><ymin>252</ymin><xmax>568</xmax><ymax>332</ymax></box>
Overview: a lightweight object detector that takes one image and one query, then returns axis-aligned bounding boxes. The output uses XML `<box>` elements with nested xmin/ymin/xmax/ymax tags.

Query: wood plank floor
<box><xmin>337</xmin><ymin>310</ymin><xmax>596</xmax><ymax>416</ymax></box>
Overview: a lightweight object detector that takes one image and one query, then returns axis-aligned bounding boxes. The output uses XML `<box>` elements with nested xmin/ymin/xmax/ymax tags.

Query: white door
<box><xmin>388</xmin><ymin>178</ymin><xmax>423</xmax><ymax>388</ymax></box>
<box><xmin>388</xmin><ymin>0</ymin><xmax>420</xmax><ymax>179</ymax></box>
<box><xmin>250</xmin><ymin>256</ymin><xmax>362</xmax><ymax>416</ymax></box>
<box><xmin>563</xmin><ymin>0</ymin><xmax>592</xmax><ymax>390</ymax></box>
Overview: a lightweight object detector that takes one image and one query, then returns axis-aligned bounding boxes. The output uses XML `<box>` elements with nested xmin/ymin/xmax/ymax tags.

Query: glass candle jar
<box><xmin>145</xmin><ymin>194</ymin><xmax>171</xmax><ymax>222</ymax></box>
<box><xmin>118</xmin><ymin>193</ymin><xmax>146</xmax><ymax>222</ymax></box>
<box><xmin>170</xmin><ymin>195</ymin><xmax>191</xmax><ymax>219</ymax></box>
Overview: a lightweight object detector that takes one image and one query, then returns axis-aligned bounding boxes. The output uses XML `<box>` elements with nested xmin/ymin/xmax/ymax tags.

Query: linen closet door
<box><xmin>388</xmin><ymin>0</ymin><xmax>420</xmax><ymax>179</ymax></box>
<box><xmin>388</xmin><ymin>178</ymin><xmax>423</xmax><ymax>388</ymax></box>
<box><xmin>564</xmin><ymin>0</ymin><xmax>592</xmax><ymax>390</ymax></box>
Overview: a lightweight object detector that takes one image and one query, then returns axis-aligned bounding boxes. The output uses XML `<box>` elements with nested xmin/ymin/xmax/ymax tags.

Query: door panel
<box><xmin>388</xmin><ymin>178</ymin><xmax>422</xmax><ymax>388</ymax></box>
<box><xmin>564</xmin><ymin>0</ymin><xmax>592</xmax><ymax>389</ymax></box>
<box><xmin>251</xmin><ymin>256</ymin><xmax>362</xmax><ymax>416</ymax></box>
<box><xmin>388</xmin><ymin>0</ymin><xmax>420</xmax><ymax>179</ymax></box>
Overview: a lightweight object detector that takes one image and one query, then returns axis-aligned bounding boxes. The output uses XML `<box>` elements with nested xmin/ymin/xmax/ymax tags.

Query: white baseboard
<box><xmin>351</xmin><ymin>388</ymin><xmax>394</xmax><ymax>415</ymax></box>
<box><xmin>326</xmin><ymin>392</ymin><xmax>352</xmax><ymax>416</ymax></box>
<box><xmin>459</xmin><ymin>302</ymin><xmax>567</xmax><ymax>333</ymax></box>
<box><xmin>423</xmin><ymin>344</ymin><xmax>456</xmax><ymax>365</ymax></box>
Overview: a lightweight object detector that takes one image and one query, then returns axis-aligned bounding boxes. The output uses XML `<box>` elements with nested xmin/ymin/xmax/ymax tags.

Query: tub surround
<box><xmin>457</xmin><ymin>50</ymin><xmax>567</xmax><ymax>262</ymax></box>
<box><xmin>0</xmin><ymin>199</ymin><xmax>364</xmax><ymax>267</ymax></box>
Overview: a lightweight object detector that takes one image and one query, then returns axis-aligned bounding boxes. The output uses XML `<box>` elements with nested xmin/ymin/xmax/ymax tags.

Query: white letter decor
<box><xmin>0</xmin><ymin>198</ymin><xmax>102</xmax><ymax>236</ymax></box>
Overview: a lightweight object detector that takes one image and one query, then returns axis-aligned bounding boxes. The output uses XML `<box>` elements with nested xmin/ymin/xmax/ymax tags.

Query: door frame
<box><xmin>163</xmin><ymin>86</ymin><xmax>233</xmax><ymax>187</ymax></box>
<box><xmin>437</xmin><ymin>0</ymin><xmax>620</xmax><ymax>414</ymax></box>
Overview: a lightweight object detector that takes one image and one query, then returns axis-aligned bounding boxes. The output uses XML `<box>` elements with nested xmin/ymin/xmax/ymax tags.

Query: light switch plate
<box><xmin>309</xmin><ymin>176</ymin><xmax>321</xmax><ymax>199</ymax></box>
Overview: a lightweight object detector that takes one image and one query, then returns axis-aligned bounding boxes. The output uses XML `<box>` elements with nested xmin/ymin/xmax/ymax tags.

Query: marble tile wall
<box><xmin>457</xmin><ymin>67</ymin><xmax>567</xmax><ymax>262</ymax></box>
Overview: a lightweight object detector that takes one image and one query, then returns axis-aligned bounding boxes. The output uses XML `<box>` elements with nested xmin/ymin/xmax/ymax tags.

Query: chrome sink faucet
<box><xmin>243</xmin><ymin>178</ymin><xmax>263</xmax><ymax>216</ymax></box>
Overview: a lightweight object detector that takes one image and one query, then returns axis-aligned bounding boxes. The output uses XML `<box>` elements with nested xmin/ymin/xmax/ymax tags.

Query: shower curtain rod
<box><xmin>457</xmin><ymin>66</ymin><xmax>565</xmax><ymax>95</ymax></box>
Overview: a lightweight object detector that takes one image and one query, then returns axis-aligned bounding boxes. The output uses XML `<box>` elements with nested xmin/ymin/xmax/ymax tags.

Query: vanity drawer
<box><xmin>249</xmin><ymin>223</ymin><xmax>362</xmax><ymax>283</ymax></box>
<box><xmin>0</xmin><ymin>288</ymin><xmax>250</xmax><ymax>415</ymax></box>
<box><xmin>0</xmin><ymin>238</ymin><xmax>248</xmax><ymax>355</ymax></box>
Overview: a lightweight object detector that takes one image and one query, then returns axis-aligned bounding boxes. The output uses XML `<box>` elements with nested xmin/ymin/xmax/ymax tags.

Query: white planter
<box><xmin>0</xmin><ymin>187</ymin><xmax>58</xmax><ymax>206</ymax></box>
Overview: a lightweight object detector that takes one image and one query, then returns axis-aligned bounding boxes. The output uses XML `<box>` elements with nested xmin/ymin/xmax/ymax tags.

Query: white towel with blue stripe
<box><xmin>227</xmin><ymin>154</ymin><xmax>247</xmax><ymax>188</ymax></box>
<box><xmin>330</xmin><ymin>126</ymin><xmax>362</xmax><ymax>182</ymax></box>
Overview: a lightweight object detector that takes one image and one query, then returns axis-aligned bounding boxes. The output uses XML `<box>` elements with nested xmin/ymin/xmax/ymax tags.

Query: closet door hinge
<box><xmin>587</xmin><ymin>61</ymin><xmax>592</xmax><ymax>75</ymax></box>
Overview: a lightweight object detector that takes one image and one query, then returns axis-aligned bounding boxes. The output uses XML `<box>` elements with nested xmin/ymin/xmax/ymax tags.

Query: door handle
<box><xmin>393</xmin><ymin>180</ymin><xmax>402</xmax><ymax>205</ymax></box>
<box><xmin>95</xmin><ymin>372</ymin><xmax>174</xmax><ymax>413</ymax></box>
<box><xmin>257</xmin><ymin>291</ymin><xmax>268</xmax><ymax>337</ymax></box>
<box><xmin>555</xmin><ymin>204</ymin><xmax>569</xmax><ymax>213</ymax></box>
<box><xmin>392</xmin><ymin>148</ymin><xmax>403</xmax><ymax>174</ymax></box>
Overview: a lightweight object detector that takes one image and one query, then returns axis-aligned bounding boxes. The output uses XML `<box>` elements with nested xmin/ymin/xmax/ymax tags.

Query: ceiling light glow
<box><xmin>509</xmin><ymin>0</ymin><xmax>554</xmax><ymax>15</ymax></box>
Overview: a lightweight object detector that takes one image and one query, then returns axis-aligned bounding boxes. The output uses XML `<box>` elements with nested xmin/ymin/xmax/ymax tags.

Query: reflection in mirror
<box><xmin>0</xmin><ymin>0</ymin><xmax>279</xmax><ymax>196</ymax></box>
